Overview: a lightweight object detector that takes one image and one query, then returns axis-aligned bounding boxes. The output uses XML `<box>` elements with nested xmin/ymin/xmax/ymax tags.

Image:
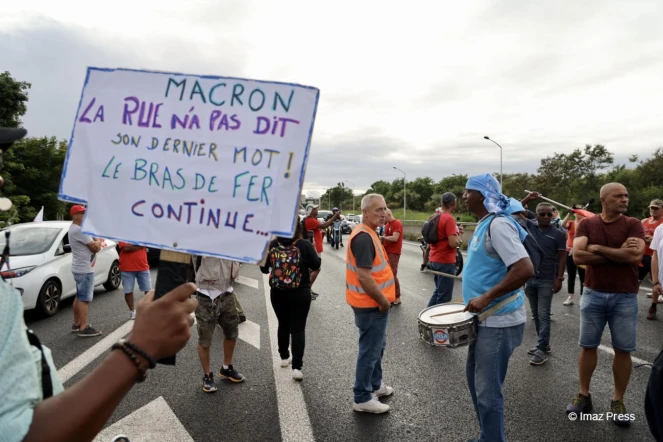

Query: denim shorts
<box><xmin>579</xmin><ymin>287</ymin><xmax>638</xmax><ymax>352</ymax></box>
<box><xmin>73</xmin><ymin>272</ymin><xmax>95</xmax><ymax>302</ymax></box>
<box><xmin>121</xmin><ymin>270</ymin><xmax>152</xmax><ymax>293</ymax></box>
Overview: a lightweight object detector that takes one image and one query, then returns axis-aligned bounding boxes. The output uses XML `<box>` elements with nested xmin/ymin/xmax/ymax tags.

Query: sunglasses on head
<box><xmin>537</xmin><ymin>212</ymin><xmax>554</xmax><ymax>218</ymax></box>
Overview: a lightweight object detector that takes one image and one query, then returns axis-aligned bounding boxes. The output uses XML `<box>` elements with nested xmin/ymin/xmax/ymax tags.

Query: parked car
<box><xmin>1</xmin><ymin>221</ymin><xmax>121</xmax><ymax>317</ymax></box>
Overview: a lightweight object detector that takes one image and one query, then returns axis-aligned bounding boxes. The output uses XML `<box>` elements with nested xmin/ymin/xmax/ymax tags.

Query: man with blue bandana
<box><xmin>462</xmin><ymin>174</ymin><xmax>535</xmax><ymax>442</ymax></box>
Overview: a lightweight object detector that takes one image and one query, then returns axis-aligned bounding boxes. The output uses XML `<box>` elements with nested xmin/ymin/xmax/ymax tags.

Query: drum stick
<box><xmin>429</xmin><ymin>309</ymin><xmax>466</xmax><ymax>318</ymax></box>
<box><xmin>523</xmin><ymin>190</ymin><xmax>573</xmax><ymax>211</ymax></box>
<box><xmin>424</xmin><ymin>269</ymin><xmax>462</xmax><ymax>280</ymax></box>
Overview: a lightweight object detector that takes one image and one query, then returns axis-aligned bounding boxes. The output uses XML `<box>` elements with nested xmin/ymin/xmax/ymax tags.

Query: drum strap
<box><xmin>477</xmin><ymin>293</ymin><xmax>520</xmax><ymax>322</ymax></box>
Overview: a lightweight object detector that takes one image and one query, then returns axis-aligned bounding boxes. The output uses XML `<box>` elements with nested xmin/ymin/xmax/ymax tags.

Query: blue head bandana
<box><xmin>505</xmin><ymin>198</ymin><xmax>526</xmax><ymax>215</ymax></box>
<box><xmin>465</xmin><ymin>174</ymin><xmax>510</xmax><ymax>215</ymax></box>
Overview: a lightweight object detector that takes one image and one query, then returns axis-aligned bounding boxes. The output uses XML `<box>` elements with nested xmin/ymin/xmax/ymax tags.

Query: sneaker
<box><xmin>201</xmin><ymin>373</ymin><xmax>217</xmax><ymax>393</ymax></box>
<box><xmin>340</xmin><ymin>243</ymin><xmax>344</xmax><ymax>248</ymax></box>
<box><xmin>659</xmin><ymin>295</ymin><xmax>663</xmax><ymax>303</ymax></box>
<box><xmin>527</xmin><ymin>345</ymin><xmax>551</xmax><ymax>355</ymax></box>
<box><xmin>280</xmin><ymin>357</ymin><xmax>291</xmax><ymax>368</ymax></box>
<box><xmin>647</xmin><ymin>304</ymin><xmax>657</xmax><ymax>320</ymax></box>
<box><xmin>610</xmin><ymin>399</ymin><xmax>631</xmax><ymax>427</ymax></box>
<box><xmin>78</xmin><ymin>325</ymin><xmax>102</xmax><ymax>337</ymax></box>
<box><xmin>71</xmin><ymin>324</ymin><xmax>80</xmax><ymax>333</ymax></box>
<box><xmin>374</xmin><ymin>383</ymin><xmax>394</xmax><ymax>398</ymax></box>
<box><xmin>239</xmin><ymin>314</ymin><xmax>247</xmax><ymax>323</ymax></box>
<box><xmin>292</xmin><ymin>369</ymin><xmax>304</xmax><ymax>381</ymax></box>
<box><xmin>567</xmin><ymin>393</ymin><xmax>593</xmax><ymax>415</ymax></box>
<box><xmin>392</xmin><ymin>298</ymin><xmax>401</xmax><ymax>306</ymax></box>
<box><xmin>529</xmin><ymin>349</ymin><xmax>548</xmax><ymax>365</ymax></box>
<box><xmin>563</xmin><ymin>296</ymin><xmax>574</xmax><ymax>306</ymax></box>
<box><xmin>219</xmin><ymin>365</ymin><xmax>245</xmax><ymax>383</ymax></box>
<box><xmin>352</xmin><ymin>397</ymin><xmax>390</xmax><ymax>414</ymax></box>
<box><xmin>311</xmin><ymin>291</ymin><xmax>319</xmax><ymax>300</ymax></box>
<box><xmin>130</xmin><ymin>310</ymin><xmax>136</xmax><ymax>320</ymax></box>
<box><xmin>646</xmin><ymin>292</ymin><xmax>652</xmax><ymax>298</ymax></box>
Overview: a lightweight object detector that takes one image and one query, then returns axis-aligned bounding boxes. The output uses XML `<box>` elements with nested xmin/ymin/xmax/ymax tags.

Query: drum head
<box><xmin>419</xmin><ymin>303</ymin><xmax>474</xmax><ymax>325</ymax></box>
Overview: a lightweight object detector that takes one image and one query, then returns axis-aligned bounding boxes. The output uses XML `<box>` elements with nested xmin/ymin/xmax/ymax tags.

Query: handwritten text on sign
<box><xmin>58</xmin><ymin>68</ymin><xmax>319</xmax><ymax>262</ymax></box>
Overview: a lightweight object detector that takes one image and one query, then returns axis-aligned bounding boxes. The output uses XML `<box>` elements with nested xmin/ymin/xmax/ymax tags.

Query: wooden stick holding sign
<box><xmin>423</xmin><ymin>268</ymin><xmax>462</xmax><ymax>280</ymax></box>
<box><xmin>152</xmin><ymin>249</ymin><xmax>195</xmax><ymax>365</ymax></box>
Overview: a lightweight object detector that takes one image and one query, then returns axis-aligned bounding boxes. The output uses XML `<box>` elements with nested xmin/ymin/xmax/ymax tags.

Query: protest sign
<box><xmin>59</xmin><ymin>68</ymin><xmax>319</xmax><ymax>262</ymax></box>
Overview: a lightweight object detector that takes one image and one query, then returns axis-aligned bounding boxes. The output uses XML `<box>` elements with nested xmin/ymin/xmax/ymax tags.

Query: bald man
<box><xmin>566</xmin><ymin>183</ymin><xmax>645</xmax><ymax>427</ymax></box>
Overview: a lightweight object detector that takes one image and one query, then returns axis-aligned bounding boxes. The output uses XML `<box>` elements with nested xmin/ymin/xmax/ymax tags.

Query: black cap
<box><xmin>0</xmin><ymin>128</ymin><xmax>27</xmax><ymax>151</ymax></box>
<box><xmin>442</xmin><ymin>192</ymin><xmax>456</xmax><ymax>204</ymax></box>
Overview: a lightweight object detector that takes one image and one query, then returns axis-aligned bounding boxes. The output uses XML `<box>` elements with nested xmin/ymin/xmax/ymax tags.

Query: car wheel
<box><xmin>103</xmin><ymin>260</ymin><xmax>121</xmax><ymax>291</ymax></box>
<box><xmin>37</xmin><ymin>279</ymin><xmax>62</xmax><ymax>317</ymax></box>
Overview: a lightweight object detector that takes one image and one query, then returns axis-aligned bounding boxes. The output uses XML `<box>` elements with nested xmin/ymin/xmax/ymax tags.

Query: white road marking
<box><xmin>598</xmin><ymin>344</ymin><xmax>652</xmax><ymax>366</ymax></box>
<box><xmin>93</xmin><ymin>396</ymin><xmax>194</xmax><ymax>442</ymax></box>
<box><xmin>58</xmin><ymin>320</ymin><xmax>134</xmax><ymax>384</ymax></box>
<box><xmin>262</xmin><ymin>274</ymin><xmax>315</xmax><ymax>442</ymax></box>
<box><xmin>237</xmin><ymin>275</ymin><xmax>259</xmax><ymax>289</ymax></box>
<box><xmin>238</xmin><ymin>319</ymin><xmax>261</xmax><ymax>350</ymax></box>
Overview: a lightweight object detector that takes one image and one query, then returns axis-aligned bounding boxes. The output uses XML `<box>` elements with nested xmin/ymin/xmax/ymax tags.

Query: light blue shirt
<box><xmin>0</xmin><ymin>281</ymin><xmax>64</xmax><ymax>442</ymax></box>
<box><xmin>462</xmin><ymin>214</ymin><xmax>529</xmax><ymax>327</ymax></box>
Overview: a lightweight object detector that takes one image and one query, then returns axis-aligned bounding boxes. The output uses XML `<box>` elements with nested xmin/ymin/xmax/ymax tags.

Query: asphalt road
<box><xmin>23</xmin><ymin>238</ymin><xmax>662</xmax><ymax>442</ymax></box>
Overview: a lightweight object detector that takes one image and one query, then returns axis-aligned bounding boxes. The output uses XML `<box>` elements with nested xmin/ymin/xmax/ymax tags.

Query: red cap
<box><xmin>70</xmin><ymin>205</ymin><xmax>86</xmax><ymax>216</ymax></box>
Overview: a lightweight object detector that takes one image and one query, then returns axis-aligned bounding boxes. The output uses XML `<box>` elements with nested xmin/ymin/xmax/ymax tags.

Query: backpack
<box><xmin>421</xmin><ymin>213</ymin><xmax>442</xmax><ymax>244</ymax></box>
<box><xmin>487</xmin><ymin>214</ymin><xmax>543</xmax><ymax>276</ymax></box>
<box><xmin>269</xmin><ymin>240</ymin><xmax>303</xmax><ymax>289</ymax></box>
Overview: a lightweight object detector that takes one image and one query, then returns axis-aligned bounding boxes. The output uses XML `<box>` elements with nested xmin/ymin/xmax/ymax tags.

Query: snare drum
<box><xmin>418</xmin><ymin>303</ymin><xmax>477</xmax><ymax>347</ymax></box>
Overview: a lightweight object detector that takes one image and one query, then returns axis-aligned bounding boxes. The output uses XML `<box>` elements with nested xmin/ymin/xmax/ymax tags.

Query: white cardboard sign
<box><xmin>58</xmin><ymin>68</ymin><xmax>319</xmax><ymax>262</ymax></box>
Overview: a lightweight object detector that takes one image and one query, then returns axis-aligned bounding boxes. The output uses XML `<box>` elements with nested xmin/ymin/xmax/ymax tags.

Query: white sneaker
<box><xmin>563</xmin><ymin>296</ymin><xmax>574</xmax><ymax>306</ymax></box>
<box><xmin>659</xmin><ymin>295</ymin><xmax>663</xmax><ymax>303</ymax></box>
<box><xmin>353</xmin><ymin>397</ymin><xmax>390</xmax><ymax>414</ymax></box>
<box><xmin>130</xmin><ymin>310</ymin><xmax>136</xmax><ymax>320</ymax></box>
<box><xmin>280</xmin><ymin>358</ymin><xmax>291</xmax><ymax>368</ymax></box>
<box><xmin>647</xmin><ymin>292</ymin><xmax>652</xmax><ymax>298</ymax></box>
<box><xmin>292</xmin><ymin>369</ymin><xmax>303</xmax><ymax>380</ymax></box>
<box><xmin>374</xmin><ymin>383</ymin><xmax>394</xmax><ymax>398</ymax></box>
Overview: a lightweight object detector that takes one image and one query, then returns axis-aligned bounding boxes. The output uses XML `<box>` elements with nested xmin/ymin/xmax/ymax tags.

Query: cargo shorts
<box><xmin>195</xmin><ymin>292</ymin><xmax>239</xmax><ymax>348</ymax></box>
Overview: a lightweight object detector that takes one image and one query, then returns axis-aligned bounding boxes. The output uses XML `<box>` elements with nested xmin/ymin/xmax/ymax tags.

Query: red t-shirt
<box><xmin>642</xmin><ymin>217</ymin><xmax>663</xmax><ymax>256</ymax></box>
<box><xmin>429</xmin><ymin>213</ymin><xmax>459</xmax><ymax>264</ymax></box>
<box><xmin>566</xmin><ymin>221</ymin><xmax>576</xmax><ymax>252</ymax></box>
<box><xmin>576</xmin><ymin>215</ymin><xmax>645</xmax><ymax>293</ymax></box>
<box><xmin>118</xmin><ymin>242</ymin><xmax>150</xmax><ymax>272</ymax></box>
<box><xmin>304</xmin><ymin>217</ymin><xmax>323</xmax><ymax>253</ymax></box>
<box><xmin>383</xmin><ymin>219</ymin><xmax>403</xmax><ymax>255</ymax></box>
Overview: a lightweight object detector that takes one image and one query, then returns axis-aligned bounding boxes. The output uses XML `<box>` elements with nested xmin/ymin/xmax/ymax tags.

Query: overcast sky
<box><xmin>3</xmin><ymin>1</ymin><xmax>663</xmax><ymax>198</ymax></box>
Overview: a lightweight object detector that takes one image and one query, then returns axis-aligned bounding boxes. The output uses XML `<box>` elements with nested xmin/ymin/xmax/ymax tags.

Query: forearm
<box><xmin>357</xmin><ymin>274</ymin><xmax>388</xmax><ymax>305</ymax></box>
<box><xmin>122</xmin><ymin>245</ymin><xmax>143</xmax><ymax>252</ymax></box>
<box><xmin>573</xmin><ymin>249</ymin><xmax>608</xmax><ymax>265</ymax></box>
<box><xmin>593</xmin><ymin>245</ymin><xmax>642</xmax><ymax>264</ymax></box>
<box><xmin>384</xmin><ymin>235</ymin><xmax>399</xmax><ymax>243</ymax></box>
<box><xmin>483</xmin><ymin>262</ymin><xmax>533</xmax><ymax>302</ymax></box>
<box><xmin>24</xmin><ymin>350</ymin><xmax>142</xmax><ymax>442</ymax></box>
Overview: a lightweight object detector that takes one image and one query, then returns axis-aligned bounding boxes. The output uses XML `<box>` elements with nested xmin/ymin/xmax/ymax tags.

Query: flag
<box><xmin>33</xmin><ymin>206</ymin><xmax>44</xmax><ymax>222</ymax></box>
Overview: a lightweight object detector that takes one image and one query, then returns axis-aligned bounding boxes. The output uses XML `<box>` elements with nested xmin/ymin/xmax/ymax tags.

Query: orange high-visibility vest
<box><xmin>346</xmin><ymin>224</ymin><xmax>396</xmax><ymax>307</ymax></box>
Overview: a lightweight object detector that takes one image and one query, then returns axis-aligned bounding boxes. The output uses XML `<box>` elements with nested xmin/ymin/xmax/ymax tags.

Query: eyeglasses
<box><xmin>537</xmin><ymin>212</ymin><xmax>554</xmax><ymax>218</ymax></box>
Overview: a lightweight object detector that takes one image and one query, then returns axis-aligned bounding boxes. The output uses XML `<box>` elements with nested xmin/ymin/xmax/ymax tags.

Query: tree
<box><xmin>0</xmin><ymin>137</ymin><xmax>68</xmax><ymax>225</ymax></box>
<box><xmin>0</xmin><ymin>71</ymin><xmax>31</xmax><ymax>128</ymax></box>
<box><xmin>365</xmin><ymin>180</ymin><xmax>392</xmax><ymax>200</ymax></box>
<box><xmin>320</xmin><ymin>183</ymin><xmax>354</xmax><ymax>212</ymax></box>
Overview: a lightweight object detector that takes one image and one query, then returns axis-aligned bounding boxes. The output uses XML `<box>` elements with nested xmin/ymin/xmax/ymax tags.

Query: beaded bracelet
<box><xmin>122</xmin><ymin>340</ymin><xmax>157</xmax><ymax>369</ymax></box>
<box><xmin>112</xmin><ymin>341</ymin><xmax>148</xmax><ymax>382</ymax></box>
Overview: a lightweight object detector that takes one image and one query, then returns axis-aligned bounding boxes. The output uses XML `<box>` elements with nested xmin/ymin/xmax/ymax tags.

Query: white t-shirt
<box><xmin>650</xmin><ymin>224</ymin><xmax>663</xmax><ymax>281</ymax></box>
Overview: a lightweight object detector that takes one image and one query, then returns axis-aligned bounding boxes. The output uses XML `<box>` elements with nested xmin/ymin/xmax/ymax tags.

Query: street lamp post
<box><xmin>392</xmin><ymin>167</ymin><xmax>406</xmax><ymax>219</ymax></box>
<box><xmin>483</xmin><ymin>136</ymin><xmax>503</xmax><ymax>189</ymax></box>
<box><xmin>345</xmin><ymin>180</ymin><xmax>355</xmax><ymax>213</ymax></box>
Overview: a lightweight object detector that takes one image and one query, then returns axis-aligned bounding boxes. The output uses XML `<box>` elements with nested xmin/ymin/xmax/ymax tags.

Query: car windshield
<box><xmin>0</xmin><ymin>226</ymin><xmax>61</xmax><ymax>256</ymax></box>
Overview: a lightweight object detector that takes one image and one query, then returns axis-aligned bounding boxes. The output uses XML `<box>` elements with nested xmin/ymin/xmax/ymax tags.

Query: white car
<box><xmin>1</xmin><ymin>221</ymin><xmax>121</xmax><ymax>317</ymax></box>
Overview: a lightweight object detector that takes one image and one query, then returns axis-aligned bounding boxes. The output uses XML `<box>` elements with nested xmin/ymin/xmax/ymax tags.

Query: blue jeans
<box><xmin>353</xmin><ymin>307</ymin><xmax>389</xmax><ymax>403</ymax></box>
<box><xmin>73</xmin><ymin>272</ymin><xmax>95</xmax><ymax>302</ymax></box>
<box><xmin>525</xmin><ymin>279</ymin><xmax>554</xmax><ymax>350</ymax></box>
<box><xmin>579</xmin><ymin>288</ymin><xmax>638</xmax><ymax>352</ymax></box>
<box><xmin>427</xmin><ymin>262</ymin><xmax>457</xmax><ymax>307</ymax></box>
<box><xmin>121</xmin><ymin>270</ymin><xmax>152</xmax><ymax>293</ymax></box>
<box><xmin>466</xmin><ymin>324</ymin><xmax>524</xmax><ymax>442</ymax></box>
